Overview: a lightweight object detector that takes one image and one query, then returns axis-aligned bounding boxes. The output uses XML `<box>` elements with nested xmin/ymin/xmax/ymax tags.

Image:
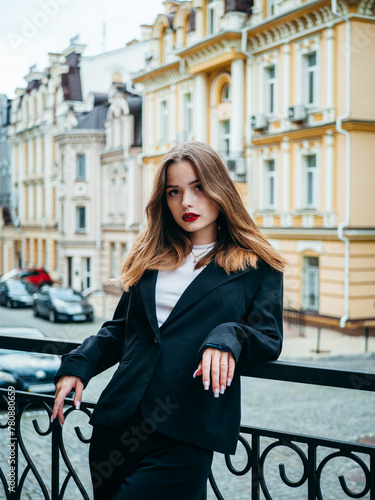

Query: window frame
<box><xmin>298</xmin><ymin>151</ymin><xmax>319</xmax><ymax>210</ymax></box>
<box><xmin>264</xmin><ymin>64</ymin><xmax>277</xmax><ymax>115</ymax></box>
<box><xmin>302</xmin><ymin>255</ymin><xmax>319</xmax><ymax>312</ymax></box>
<box><xmin>76</xmin><ymin>206</ymin><xmax>87</xmax><ymax>233</ymax></box>
<box><xmin>304</xmin><ymin>51</ymin><xmax>318</xmax><ymax>107</ymax></box>
<box><xmin>262</xmin><ymin>158</ymin><xmax>277</xmax><ymax>210</ymax></box>
<box><xmin>76</xmin><ymin>153</ymin><xmax>86</xmax><ymax>181</ymax></box>
<box><xmin>159</xmin><ymin>99</ymin><xmax>169</xmax><ymax>142</ymax></box>
<box><xmin>207</xmin><ymin>0</ymin><xmax>219</xmax><ymax>35</ymax></box>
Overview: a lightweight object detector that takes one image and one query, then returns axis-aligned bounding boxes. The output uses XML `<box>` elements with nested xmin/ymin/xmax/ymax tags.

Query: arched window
<box><xmin>221</xmin><ymin>83</ymin><xmax>231</xmax><ymax>102</ymax></box>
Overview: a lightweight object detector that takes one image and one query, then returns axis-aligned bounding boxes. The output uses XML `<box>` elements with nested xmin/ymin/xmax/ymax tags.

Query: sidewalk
<box><xmin>89</xmin><ymin>291</ymin><xmax>375</xmax><ymax>359</ymax></box>
<box><xmin>281</xmin><ymin>321</ymin><xmax>375</xmax><ymax>359</ymax></box>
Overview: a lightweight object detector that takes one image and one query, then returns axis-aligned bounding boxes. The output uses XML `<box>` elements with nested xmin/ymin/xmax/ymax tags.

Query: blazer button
<box><xmin>154</xmin><ymin>337</ymin><xmax>158</xmax><ymax>344</ymax></box>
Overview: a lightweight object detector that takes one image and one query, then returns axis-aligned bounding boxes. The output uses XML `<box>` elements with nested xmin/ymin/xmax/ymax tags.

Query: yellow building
<box><xmin>134</xmin><ymin>0</ymin><xmax>375</xmax><ymax>332</ymax></box>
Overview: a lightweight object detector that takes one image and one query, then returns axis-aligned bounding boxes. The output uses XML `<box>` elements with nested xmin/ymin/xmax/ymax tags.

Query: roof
<box><xmin>74</xmin><ymin>103</ymin><xmax>109</xmax><ymax>130</ymax></box>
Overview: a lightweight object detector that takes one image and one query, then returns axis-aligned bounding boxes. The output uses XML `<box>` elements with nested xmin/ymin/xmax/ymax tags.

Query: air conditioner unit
<box><xmin>251</xmin><ymin>114</ymin><xmax>268</xmax><ymax>130</ymax></box>
<box><xmin>288</xmin><ymin>105</ymin><xmax>307</xmax><ymax>123</ymax></box>
<box><xmin>226</xmin><ymin>157</ymin><xmax>246</xmax><ymax>175</ymax></box>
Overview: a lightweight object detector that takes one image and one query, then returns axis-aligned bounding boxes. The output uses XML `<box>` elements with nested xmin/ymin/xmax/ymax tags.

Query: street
<box><xmin>0</xmin><ymin>305</ymin><xmax>374</xmax><ymax>499</ymax></box>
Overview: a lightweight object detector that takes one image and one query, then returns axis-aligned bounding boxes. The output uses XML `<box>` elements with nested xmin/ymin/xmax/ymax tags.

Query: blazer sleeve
<box><xmin>53</xmin><ymin>291</ymin><xmax>130</xmax><ymax>388</ymax></box>
<box><xmin>198</xmin><ymin>263</ymin><xmax>283</xmax><ymax>370</ymax></box>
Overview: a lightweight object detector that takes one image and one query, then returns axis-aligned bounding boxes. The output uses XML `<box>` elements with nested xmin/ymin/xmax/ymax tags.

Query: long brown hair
<box><xmin>119</xmin><ymin>142</ymin><xmax>286</xmax><ymax>290</ymax></box>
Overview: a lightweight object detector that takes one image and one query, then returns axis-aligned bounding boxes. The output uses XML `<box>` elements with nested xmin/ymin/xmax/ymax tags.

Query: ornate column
<box><xmin>194</xmin><ymin>73</ymin><xmax>207</xmax><ymax>142</ymax></box>
<box><xmin>283</xmin><ymin>42</ymin><xmax>291</xmax><ymax>117</ymax></box>
<box><xmin>281</xmin><ymin>137</ymin><xmax>291</xmax><ymax>226</ymax></box>
<box><xmin>326</xmin><ymin>26</ymin><xmax>334</xmax><ymax>113</ymax></box>
<box><xmin>231</xmin><ymin>57</ymin><xmax>245</xmax><ymax>155</ymax></box>
<box><xmin>325</xmin><ymin>130</ymin><xmax>334</xmax><ymax>212</ymax></box>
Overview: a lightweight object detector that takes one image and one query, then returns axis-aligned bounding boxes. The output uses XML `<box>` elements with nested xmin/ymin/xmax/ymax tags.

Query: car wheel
<box><xmin>49</xmin><ymin>310</ymin><xmax>56</xmax><ymax>323</ymax></box>
<box><xmin>87</xmin><ymin>314</ymin><xmax>94</xmax><ymax>322</ymax></box>
<box><xmin>6</xmin><ymin>299</ymin><xmax>12</xmax><ymax>309</ymax></box>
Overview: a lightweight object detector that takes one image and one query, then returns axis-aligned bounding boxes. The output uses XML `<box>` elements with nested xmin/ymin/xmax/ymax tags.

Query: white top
<box><xmin>155</xmin><ymin>243</ymin><xmax>215</xmax><ymax>327</ymax></box>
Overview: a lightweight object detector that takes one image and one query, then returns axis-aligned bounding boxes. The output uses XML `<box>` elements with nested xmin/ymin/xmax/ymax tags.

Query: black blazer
<box><xmin>55</xmin><ymin>259</ymin><xmax>283</xmax><ymax>455</ymax></box>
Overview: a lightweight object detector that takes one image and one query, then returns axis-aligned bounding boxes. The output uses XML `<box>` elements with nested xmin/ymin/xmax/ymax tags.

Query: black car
<box><xmin>0</xmin><ymin>279</ymin><xmax>35</xmax><ymax>308</ymax></box>
<box><xmin>0</xmin><ymin>327</ymin><xmax>60</xmax><ymax>394</ymax></box>
<box><xmin>33</xmin><ymin>286</ymin><xmax>94</xmax><ymax>323</ymax></box>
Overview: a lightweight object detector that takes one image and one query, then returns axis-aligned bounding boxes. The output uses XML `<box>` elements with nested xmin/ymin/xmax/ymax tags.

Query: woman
<box><xmin>52</xmin><ymin>142</ymin><xmax>285</xmax><ymax>500</ymax></box>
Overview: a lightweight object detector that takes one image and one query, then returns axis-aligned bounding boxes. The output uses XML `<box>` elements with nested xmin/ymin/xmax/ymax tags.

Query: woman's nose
<box><xmin>181</xmin><ymin>190</ymin><xmax>193</xmax><ymax>208</ymax></box>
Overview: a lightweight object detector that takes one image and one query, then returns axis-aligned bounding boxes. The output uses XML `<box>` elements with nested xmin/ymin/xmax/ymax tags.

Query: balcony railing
<box><xmin>0</xmin><ymin>335</ymin><xmax>374</xmax><ymax>499</ymax></box>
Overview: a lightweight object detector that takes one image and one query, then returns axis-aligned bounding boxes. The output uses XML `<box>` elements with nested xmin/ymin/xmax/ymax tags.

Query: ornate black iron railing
<box><xmin>0</xmin><ymin>335</ymin><xmax>374</xmax><ymax>499</ymax></box>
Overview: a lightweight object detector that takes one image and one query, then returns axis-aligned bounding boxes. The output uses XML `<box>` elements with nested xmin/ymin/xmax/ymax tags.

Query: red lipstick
<box><xmin>182</xmin><ymin>212</ymin><xmax>199</xmax><ymax>222</ymax></box>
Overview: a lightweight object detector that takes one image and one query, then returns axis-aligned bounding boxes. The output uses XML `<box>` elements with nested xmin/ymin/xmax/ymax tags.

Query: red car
<box><xmin>0</xmin><ymin>268</ymin><xmax>53</xmax><ymax>288</ymax></box>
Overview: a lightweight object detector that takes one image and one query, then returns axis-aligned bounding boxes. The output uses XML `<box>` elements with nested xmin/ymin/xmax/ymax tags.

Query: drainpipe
<box><xmin>96</xmin><ymin>144</ymin><xmax>102</xmax><ymax>289</ymax></box>
<box><xmin>136</xmin><ymin>89</ymin><xmax>147</xmax><ymax>233</ymax></box>
<box><xmin>331</xmin><ymin>0</ymin><xmax>351</xmax><ymax>328</ymax></box>
<box><xmin>241</xmin><ymin>27</ymin><xmax>254</xmax><ymax>213</ymax></box>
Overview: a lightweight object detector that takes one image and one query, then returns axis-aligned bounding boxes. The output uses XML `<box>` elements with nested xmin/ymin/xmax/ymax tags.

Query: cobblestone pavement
<box><xmin>0</xmin><ymin>305</ymin><xmax>374</xmax><ymax>499</ymax></box>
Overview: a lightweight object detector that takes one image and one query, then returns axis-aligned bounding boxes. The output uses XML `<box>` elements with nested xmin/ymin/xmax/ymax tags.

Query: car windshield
<box><xmin>0</xmin><ymin>270</ymin><xmax>19</xmax><ymax>281</ymax></box>
<box><xmin>7</xmin><ymin>280</ymin><xmax>29</xmax><ymax>292</ymax></box>
<box><xmin>50</xmin><ymin>289</ymin><xmax>82</xmax><ymax>300</ymax></box>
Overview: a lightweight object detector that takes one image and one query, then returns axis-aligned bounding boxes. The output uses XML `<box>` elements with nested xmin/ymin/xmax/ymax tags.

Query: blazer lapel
<box><xmin>160</xmin><ymin>262</ymin><xmax>250</xmax><ymax>329</ymax></box>
<box><xmin>138</xmin><ymin>270</ymin><xmax>160</xmax><ymax>339</ymax></box>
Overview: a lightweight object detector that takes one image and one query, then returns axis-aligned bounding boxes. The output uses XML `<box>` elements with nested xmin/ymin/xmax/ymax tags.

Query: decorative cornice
<box><xmin>133</xmin><ymin>61</ymin><xmax>180</xmax><ymax>84</ymax></box>
<box><xmin>186</xmin><ymin>41</ymin><xmax>244</xmax><ymax>74</ymax></box>
<box><xmin>176</xmin><ymin>31</ymin><xmax>242</xmax><ymax>57</ymax></box>
<box><xmin>247</xmin><ymin>3</ymin><xmax>338</xmax><ymax>51</ymax></box>
<box><xmin>250</xmin><ymin>122</ymin><xmax>336</xmax><ymax>145</ymax></box>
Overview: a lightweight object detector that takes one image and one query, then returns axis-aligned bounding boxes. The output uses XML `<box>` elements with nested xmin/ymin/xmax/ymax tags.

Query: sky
<box><xmin>0</xmin><ymin>0</ymin><xmax>163</xmax><ymax>98</ymax></box>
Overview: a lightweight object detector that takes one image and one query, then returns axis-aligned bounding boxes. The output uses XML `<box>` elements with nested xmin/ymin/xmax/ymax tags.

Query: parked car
<box><xmin>0</xmin><ymin>327</ymin><xmax>60</xmax><ymax>394</ymax></box>
<box><xmin>0</xmin><ymin>279</ymin><xmax>36</xmax><ymax>308</ymax></box>
<box><xmin>0</xmin><ymin>268</ymin><xmax>53</xmax><ymax>288</ymax></box>
<box><xmin>33</xmin><ymin>286</ymin><xmax>94</xmax><ymax>323</ymax></box>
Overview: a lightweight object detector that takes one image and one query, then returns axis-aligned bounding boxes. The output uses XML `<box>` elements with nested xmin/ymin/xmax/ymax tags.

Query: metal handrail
<box><xmin>1</xmin><ymin>335</ymin><xmax>374</xmax><ymax>392</ymax></box>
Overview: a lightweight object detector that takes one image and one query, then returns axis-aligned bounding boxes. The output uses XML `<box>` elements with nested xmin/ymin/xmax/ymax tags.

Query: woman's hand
<box><xmin>193</xmin><ymin>348</ymin><xmax>235</xmax><ymax>397</ymax></box>
<box><xmin>51</xmin><ymin>375</ymin><xmax>83</xmax><ymax>426</ymax></box>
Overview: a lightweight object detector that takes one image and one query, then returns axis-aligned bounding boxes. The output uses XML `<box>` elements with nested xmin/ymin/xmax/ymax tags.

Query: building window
<box><xmin>263</xmin><ymin>159</ymin><xmax>276</xmax><ymax>209</ymax></box>
<box><xmin>220</xmin><ymin>120</ymin><xmax>230</xmax><ymax>156</ymax></box>
<box><xmin>269</xmin><ymin>0</ymin><xmax>276</xmax><ymax>15</ymax></box>
<box><xmin>76</xmin><ymin>154</ymin><xmax>86</xmax><ymax>180</ymax></box>
<box><xmin>265</xmin><ymin>65</ymin><xmax>276</xmax><ymax>114</ymax></box>
<box><xmin>110</xmin><ymin>242</ymin><xmax>118</xmax><ymax>278</ymax></box>
<box><xmin>221</xmin><ymin>83</ymin><xmax>231</xmax><ymax>102</ymax></box>
<box><xmin>111</xmin><ymin>179</ymin><xmax>118</xmax><ymax>213</ymax></box>
<box><xmin>302</xmin><ymin>154</ymin><xmax>318</xmax><ymax>208</ymax></box>
<box><xmin>76</xmin><ymin>206</ymin><xmax>86</xmax><ymax>233</ymax></box>
<box><xmin>304</xmin><ymin>51</ymin><xmax>317</xmax><ymax>106</ymax></box>
<box><xmin>302</xmin><ymin>256</ymin><xmax>319</xmax><ymax>311</ymax></box>
<box><xmin>83</xmin><ymin>257</ymin><xmax>91</xmax><ymax>289</ymax></box>
<box><xmin>183</xmin><ymin>92</ymin><xmax>193</xmax><ymax>136</ymax></box>
<box><xmin>159</xmin><ymin>100</ymin><xmax>169</xmax><ymax>141</ymax></box>
<box><xmin>208</xmin><ymin>0</ymin><xmax>218</xmax><ymax>35</ymax></box>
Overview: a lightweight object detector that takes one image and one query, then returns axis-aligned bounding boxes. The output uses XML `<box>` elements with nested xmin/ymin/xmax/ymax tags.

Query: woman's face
<box><xmin>165</xmin><ymin>160</ymin><xmax>220</xmax><ymax>245</ymax></box>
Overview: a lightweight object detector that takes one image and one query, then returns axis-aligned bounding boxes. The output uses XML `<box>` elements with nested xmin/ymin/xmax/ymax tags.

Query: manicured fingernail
<box><xmin>220</xmin><ymin>385</ymin><xmax>225</xmax><ymax>394</ymax></box>
<box><xmin>214</xmin><ymin>388</ymin><xmax>220</xmax><ymax>398</ymax></box>
<box><xmin>59</xmin><ymin>421</ymin><xmax>64</xmax><ymax>428</ymax></box>
<box><xmin>50</xmin><ymin>416</ymin><xmax>54</xmax><ymax>423</ymax></box>
<box><xmin>204</xmin><ymin>381</ymin><xmax>209</xmax><ymax>390</ymax></box>
<box><xmin>193</xmin><ymin>370</ymin><xmax>197</xmax><ymax>378</ymax></box>
<box><xmin>227</xmin><ymin>378</ymin><xmax>232</xmax><ymax>387</ymax></box>
<box><xmin>75</xmin><ymin>401</ymin><xmax>81</xmax><ymax>410</ymax></box>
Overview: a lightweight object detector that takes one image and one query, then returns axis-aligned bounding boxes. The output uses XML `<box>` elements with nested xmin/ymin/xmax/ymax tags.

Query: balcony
<box><xmin>0</xmin><ymin>335</ymin><xmax>374</xmax><ymax>499</ymax></box>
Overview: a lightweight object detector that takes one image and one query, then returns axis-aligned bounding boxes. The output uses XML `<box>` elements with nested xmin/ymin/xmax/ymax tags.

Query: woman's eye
<box><xmin>195</xmin><ymin>185</ymin><xmax>203</xmax><ymax>192</ymax></box>
<box><xmin>167</xmin><ymin>189</ymin><xmax>179</xmax><ymax>196</ymax></box>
